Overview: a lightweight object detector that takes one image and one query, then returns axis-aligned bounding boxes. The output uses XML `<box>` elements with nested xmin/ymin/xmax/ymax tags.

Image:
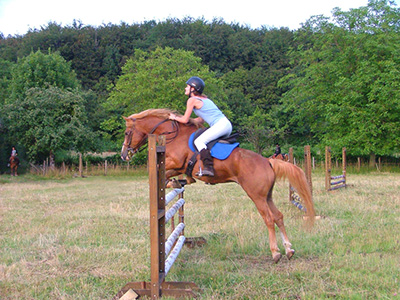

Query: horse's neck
<box><xmin>162</xmin><ymin>123</ymin><xmax>195</xmax><ymax>151</ymax></box>
<box><xmin>149</xmin><ymin>119</ymin><xmax>195</xmax><ymax>137</ymax></box>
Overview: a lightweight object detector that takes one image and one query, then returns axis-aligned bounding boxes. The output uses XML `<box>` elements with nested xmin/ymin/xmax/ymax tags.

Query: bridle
<box><xmin>123</xmin><ymin>119</ymin><xmax>180</xmax><ymax>157</ymax></box>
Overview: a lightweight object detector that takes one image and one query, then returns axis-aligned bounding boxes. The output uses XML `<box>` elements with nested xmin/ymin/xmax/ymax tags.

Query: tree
<box><xmin>239</xmin><ymin>107</ymin><xmax>284</xmax><ymax>155</ymax></box>
<box><xmin>102</xmin><ymin>47</ymin><xmax>228</xmax><ymax>145</ymax></box>
<box><xmin>8</xmin><ymin>50</ymin><xmax>80</xmax><ymax>102</ymax></box>
<box><xmin>0</xmin><ymin>58</ymin><xmax>13</xmax><ymax>105</ymax></box>
<box><xmin>1</xmin><ymin>50</ymin><xmax>98</xmax><ymax>164</ymax></box>
<box><xmin>280</xmin><ymin>0</ymin><xmax>400</xmax><ymax>160</ymax></box>
<box><xmin>2</xmin><ymin>87</ymin><xmax>96</xmax><ymax>162</ymax></box>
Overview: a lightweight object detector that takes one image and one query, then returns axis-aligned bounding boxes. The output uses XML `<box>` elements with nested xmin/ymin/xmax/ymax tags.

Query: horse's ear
<box><xmin>123</xmin><ymin>116</ymin><xmax>136</xmax><ymax>122</ymax></box>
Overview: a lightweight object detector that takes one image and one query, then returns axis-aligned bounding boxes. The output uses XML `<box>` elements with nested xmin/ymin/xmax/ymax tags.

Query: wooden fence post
<box><xmin>79</xmin><ymin>153</ymin><xmax>83</xmax><ymax>177</ymax></box>
<box><xmin>325</xmin><ymin>146</ymin><xmax>331</xmax><ymax>191</ymax></box>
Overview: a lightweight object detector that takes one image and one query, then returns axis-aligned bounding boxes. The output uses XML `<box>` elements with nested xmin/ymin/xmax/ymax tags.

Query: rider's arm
<box><xmin>170</xmin><ymin>97</ymin><xmax>197</xmax><ymax>123</ymax></box>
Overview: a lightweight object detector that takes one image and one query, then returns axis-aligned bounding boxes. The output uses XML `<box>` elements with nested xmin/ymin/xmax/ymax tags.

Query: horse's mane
<box><xmin>129</xmin><ymin>108</ymin><xmax>173</xmax><ymax>120</ymax></box>
<box><xmin>128</xmin><ymin>109</ymin><xmax>201</xmax><ymax>127</ymax></box>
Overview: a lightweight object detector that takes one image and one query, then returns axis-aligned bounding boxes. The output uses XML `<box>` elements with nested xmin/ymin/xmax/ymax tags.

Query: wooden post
<box><xmin>149</xmin><ymin>134</ymin><xmax>166</xmax><ymax>299</ymax></box>
<box><xmin>104</xmin><ymin>160</ymin><xmax>107</xmax><ymax>176</ymax></box>
<box><xmin>304</xmin><ymin>145</ymin><xmax>312</xmax><ymax>194</ymax></box>
<box><xmin>79</xmin><ymin>153</ymin><xmax>83</xmax><ymax>177</ymax></box>
<box><xmin>342</xmin><ymin>147</ymin><xmax>347</xmax><ymax>184</ymax></box>
<box><xmin>114</xmin><ymin>135</ymin><xmax>199</xmax><ymax>300</ymax></box>
<box><xmin>288</xmin><ymin>148</ymin><xmax>294</xmax><ymax>201</ymax></box>
<box><xmin>325</xmin><ymin>146</ymin><xmax>331</xmax><ymax>191</ymax></box>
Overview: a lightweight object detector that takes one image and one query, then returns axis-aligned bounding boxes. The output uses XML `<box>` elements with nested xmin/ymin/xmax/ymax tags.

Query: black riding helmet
<box><xmin>186</xmin><ymin>76</ymin><xmax>205</xmax><ymax>94</ymax></box>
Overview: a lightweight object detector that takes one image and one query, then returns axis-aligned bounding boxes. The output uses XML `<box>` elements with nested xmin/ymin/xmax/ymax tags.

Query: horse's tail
<box><xmin>269</xmin><ymin>158</ymin><xmax>316</xmax><ymax>227</ymax></box>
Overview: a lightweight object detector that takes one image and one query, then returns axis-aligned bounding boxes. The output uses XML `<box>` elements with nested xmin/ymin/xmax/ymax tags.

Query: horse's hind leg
<box><xmin>266</xmin><ymin>191</ymin><xmax>295</xmax><ymax>260</ymax></box>
<box><xmin>239</xmin><ymin>175</ymin><xmax>283</xmax><ymax>262</ymax></box>
<box><xmin>252</xmin><ymin>199</ymin><xmax>282</xmax><ymax>263</ymax></box>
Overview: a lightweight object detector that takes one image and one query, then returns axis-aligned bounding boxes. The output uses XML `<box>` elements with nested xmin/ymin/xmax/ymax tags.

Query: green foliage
<box><xmin>280</xmin><ymin>0</ymin><xmax>400</xmax><ymax>156</ymax></box>
<box><xmin>106</xmin><ymin>47</ymin><xmax>217</xmax><ymax>112</ymax></box>
<box><xmin>239</xmin><ymin>107</ymin><xmax>285</xmax><ymax>154</ymax></box>
<box><xmin>8</xmin><ymin>50</ymin><xmax>80</xmax><ymax>102</ymax></box>
<box><xmin>0</xmin><ymin>58</ymin><xmax>13</xmax><ymax>105</ymax></box>
<box><xmin>1</xmin><ymin>3</ymin><xmax>400</xmax><ymax>160</ymax></box>
<box><xmin>2</xmin><ymin>87</ymin><xmax>97</xmax><ymax>162</ymax></box>
<box><xmin>102</xmin><ymin>47</ymin><xmax>226</xmax><ymax>143</ymax></box>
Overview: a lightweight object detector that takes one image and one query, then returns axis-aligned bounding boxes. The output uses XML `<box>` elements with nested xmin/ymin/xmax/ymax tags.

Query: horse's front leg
<box><xmin>165</xmin><ymin>169</ymin><xmax>182</xmax><ymax>188</ymax></box>
<box><xmin>165</xmin><ymin>156</ymin><xmax>194</xmax><ymax>188</ymax></box>
<box><xmin>165</xmin><ymin>170</ymin><xmax>196</xmax><ymax>188</ymax></box>
<box><xmin>165</xmin><ymin>169</ymin><xmax>181</xmax><ymax>179</ymax></box>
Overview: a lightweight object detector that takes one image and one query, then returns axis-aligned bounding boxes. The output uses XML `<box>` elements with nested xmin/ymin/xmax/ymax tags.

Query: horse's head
<box><xmin>10</xmin><ymin>156</ymin><xmax>20</xmax><ymax>165</ymax></box>
<box><xmin>121</xmin><ymin>109</ymin><xmax>175</xmax><ymax>161</ymax></box>
<box><xmin>121</xmin><ymin>116</ymin><xmax>147</xmax><ymax>161</ymax></box>
<box><xmin>120</xmin><ymin>108</ymin><xmax>201</xmax><ymax>162</ymax></box>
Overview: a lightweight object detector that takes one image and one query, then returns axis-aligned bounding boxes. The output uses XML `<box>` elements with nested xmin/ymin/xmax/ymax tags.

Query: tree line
<box><xmin>0</xmin><ymin>0</ymin><xmax>399</xmax><ymax>171</ymax></box>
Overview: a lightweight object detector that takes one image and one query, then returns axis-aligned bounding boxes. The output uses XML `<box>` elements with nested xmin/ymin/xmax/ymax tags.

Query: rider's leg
<box><xmin>194</xmin><ymin>118</ymin><xmax>232</xmax><ymax>177</ymax></box>
<box><xmin>198</xmin><ymin>148</ymin><xmax>214</xmax><ymax>176</ymax></box>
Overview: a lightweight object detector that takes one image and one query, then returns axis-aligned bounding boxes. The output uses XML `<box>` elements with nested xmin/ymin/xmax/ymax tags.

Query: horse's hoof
<box><xmin>273</xmin><ymin>253</ymin><xmax>282</xmax><ymax>264</ymax></box>
<box><xmin>172</xmin><ymin>180</ymin><xmax>182</xmax><ymax>188</ymax></box>
<box><xmin>165</xmin><ymin>181</ymin><xmax>173</xmax><ymax>188</ymax></box>
<box><xmin>286</xmin><ymin>249</ymin><xmax>295</xmax><ymax>260</ymax></box>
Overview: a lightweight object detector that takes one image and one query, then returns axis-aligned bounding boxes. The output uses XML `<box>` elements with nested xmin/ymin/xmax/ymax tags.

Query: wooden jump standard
<box><xmin>325</xmin><ymin>146</ymin><xmax>347</xmax><ymax>191</ymax></box>
<box><xmin>113</xmin><ymin>135</ymin><xmax>199</xmax><ymax>300</ymax></box>
<box><xmin>288</xmin><ymin>146</ymin><xmax>312</xmax><ymax>212</ymax></box>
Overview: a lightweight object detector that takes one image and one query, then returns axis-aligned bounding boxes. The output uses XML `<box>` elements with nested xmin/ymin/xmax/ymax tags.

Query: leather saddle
<box><xmin>185</xmin><ymin>128</ymin><xmax>239</xmax><ymax>177</ymax></box>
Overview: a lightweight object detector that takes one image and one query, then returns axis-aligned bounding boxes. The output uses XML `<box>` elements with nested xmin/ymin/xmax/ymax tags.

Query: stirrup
<box><xmin>195</xmin><ymin>167</ymin><xmax>214</xmax><ymax>177</ymax></box>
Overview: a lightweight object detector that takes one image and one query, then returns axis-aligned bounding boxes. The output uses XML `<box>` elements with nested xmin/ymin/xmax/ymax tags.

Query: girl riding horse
<box><xmin>121</xmin><ymin>108</ymin><xmax>315</xmax><ymax>263</ymax></box>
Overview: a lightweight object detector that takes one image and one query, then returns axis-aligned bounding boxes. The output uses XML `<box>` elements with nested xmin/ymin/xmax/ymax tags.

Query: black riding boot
<box><xmin>198</xmin><ymin>148</ymin><xmax>214</xmax><ymax>177</ymax></box>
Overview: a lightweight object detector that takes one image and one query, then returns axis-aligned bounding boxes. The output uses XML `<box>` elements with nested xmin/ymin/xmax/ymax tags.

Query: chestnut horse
<box><xmin>10</xmin><ymin>156</ymin><xmax>19</xmax><ymax>176</ymax></box>
<box><xmin>121</xmin><ymin>109</ymin><xmax>315</xmax><ymax>263</ymax></box>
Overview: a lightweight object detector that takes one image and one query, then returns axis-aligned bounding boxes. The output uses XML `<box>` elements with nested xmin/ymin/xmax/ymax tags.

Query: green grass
<box><xmin>0</xmin><ymin>170</ymin><xmax>399</xmax><ymax>299</ymax></box>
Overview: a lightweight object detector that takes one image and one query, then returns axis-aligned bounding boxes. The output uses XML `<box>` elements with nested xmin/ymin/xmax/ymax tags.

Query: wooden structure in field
<box><xmin>114</xmin><ymin>135</ymin><xmax>199</xmax><ymax>300</ymax></box>
<box><xmin>325</xmin><ymin>146</ymin><xmax>347</xmax><ymax>191</ymax></box>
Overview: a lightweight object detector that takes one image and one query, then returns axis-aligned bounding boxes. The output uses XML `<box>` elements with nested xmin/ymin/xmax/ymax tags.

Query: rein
<box><xmin>125</xmin><ymin>119</ymin><xmax>180</xmax><ymax>155</ymax></box>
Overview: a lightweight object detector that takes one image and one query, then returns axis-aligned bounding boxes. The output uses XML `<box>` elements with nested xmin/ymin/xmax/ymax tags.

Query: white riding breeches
<box><xmin>194</xmin><ymin>117</ymin><xmax>232</xmax><ymax>151</ymax></box>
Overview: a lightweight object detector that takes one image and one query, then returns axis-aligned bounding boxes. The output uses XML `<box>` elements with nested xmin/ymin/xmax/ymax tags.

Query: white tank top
<box><xmin>193</xmin><ymin>97</ymin><xmax>225</xmax><ymax>126</ymax></box>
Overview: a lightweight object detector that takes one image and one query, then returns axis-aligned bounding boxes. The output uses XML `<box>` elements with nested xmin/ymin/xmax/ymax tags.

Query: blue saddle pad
<box><xmin>188</xmin><ymin>133</ymin><xmax>239</xmax><ymax>160</ymax></box>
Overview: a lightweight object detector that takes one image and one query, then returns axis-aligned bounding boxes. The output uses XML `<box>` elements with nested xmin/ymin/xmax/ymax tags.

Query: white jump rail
<box><xmin>164</xmin><ymin>187</ymin><xmax>187</xmax><ymax>274</ymax></box>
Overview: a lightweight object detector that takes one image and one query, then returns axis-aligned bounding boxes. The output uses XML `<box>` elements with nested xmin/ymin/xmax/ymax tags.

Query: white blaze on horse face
<box><xmin>121</xmin><ymin>145</ymin><xmax>129</xmax><ymax>161</ymax></box>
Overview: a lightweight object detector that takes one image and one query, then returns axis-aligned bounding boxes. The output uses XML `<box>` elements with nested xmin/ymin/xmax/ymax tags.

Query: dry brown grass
<box><xmin>0</xmin><ymin>170</ymin><xmax>399</xmax><ymax>299</ymax></box>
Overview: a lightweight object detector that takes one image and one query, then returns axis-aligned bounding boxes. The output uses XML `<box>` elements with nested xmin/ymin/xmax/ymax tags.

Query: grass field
<box><xmin>0</xmin><ymin>169</ymin><xmax>399</xmax><ymax>299</ymax></box>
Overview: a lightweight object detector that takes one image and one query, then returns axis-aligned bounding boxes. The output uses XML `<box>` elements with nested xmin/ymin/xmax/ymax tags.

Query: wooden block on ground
<box><xmin>119</xmin><ymin>289</ymin><xmax>139</xmax><ymax>300</ymax></box>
